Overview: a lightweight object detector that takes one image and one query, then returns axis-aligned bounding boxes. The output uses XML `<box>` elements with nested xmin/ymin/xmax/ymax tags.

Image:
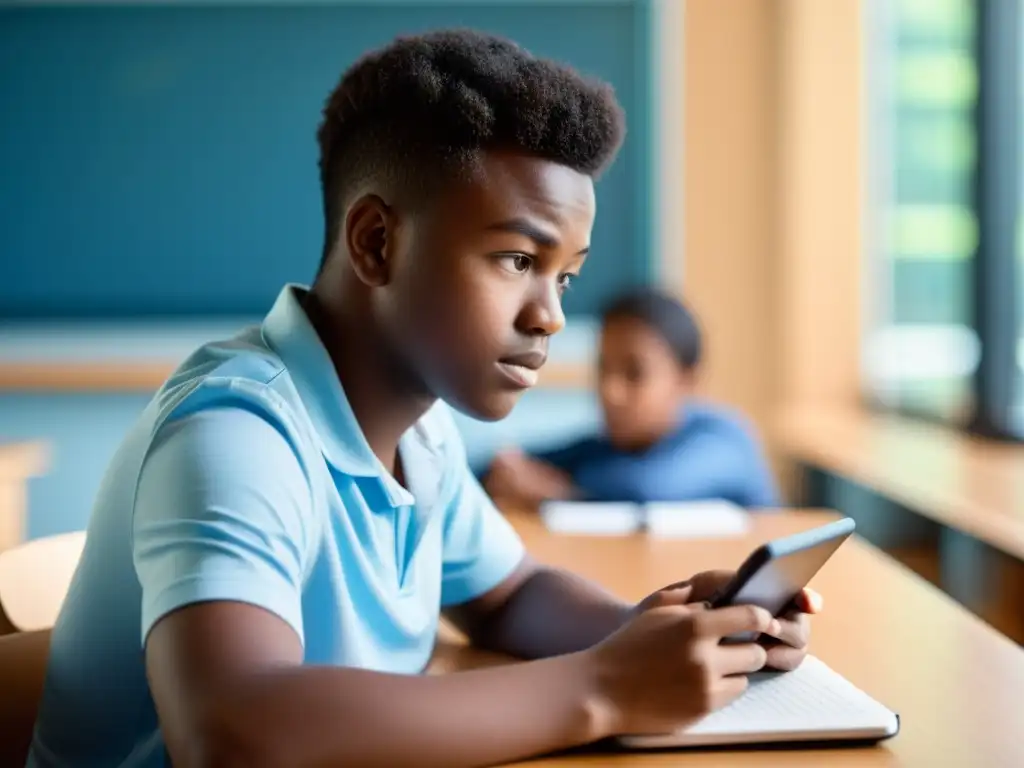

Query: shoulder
<box><xmin>150</xmin><ymin>328</ymin><xmax>312</xmax><ymax>453</ymax></box>
<box><xmin>680</xmin><ymin>401</ymin><xmax>764</xmax><ymax>450</ymax></box>
<box><xmin>133</xmin><ymin>390</ymin><xmax>319</xmax><ymax>567</ymax></box>
<box><xmin>132</xmin><ymin>331</ymin><xmax>323</xmax><ymax>516</ymax></box>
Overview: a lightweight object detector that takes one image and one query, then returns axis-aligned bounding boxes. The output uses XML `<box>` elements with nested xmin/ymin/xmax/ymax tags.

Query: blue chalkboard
<box><xmin>0</xmin><ymin>1</ymin><xmax>653</xmax><ymax>319</ymax></box>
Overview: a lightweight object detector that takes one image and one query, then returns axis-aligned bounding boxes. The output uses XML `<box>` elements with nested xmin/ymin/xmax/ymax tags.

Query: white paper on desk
<box><xmin>644</xmin><ymin>500</ymin><xmax>752</xmax><ymax>539</ymax></box>
<box><xmin>539</xmin><ymin>501</ymin><xmax>643</xmax><ymax>535</ymax></box>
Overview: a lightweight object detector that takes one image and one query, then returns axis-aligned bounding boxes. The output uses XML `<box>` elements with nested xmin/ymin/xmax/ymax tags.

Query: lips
<box><xmin>496</xmin><ymin>349</ymin><xmax>547</xmax><ymax>389</ymax></box>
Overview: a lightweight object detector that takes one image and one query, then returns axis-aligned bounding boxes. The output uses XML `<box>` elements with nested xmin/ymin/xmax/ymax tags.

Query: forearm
<box><xmin>198</xmin><ymin>652</ymin><xmax>608</xmax><ymax>768</ymax></box>
<box><xmin>468</xmin><ymin>567</ymin><xmax>631</xmax><ymax>659</ymax></box>
<box><xmin>484</xmin><ymin>456</ymin><xmax>579</xmax><ymax>508</ymax></box>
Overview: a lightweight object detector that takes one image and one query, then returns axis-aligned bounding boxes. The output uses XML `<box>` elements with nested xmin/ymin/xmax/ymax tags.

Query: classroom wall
<box><xmin>0</xmin><ymin>0</ymin><xmax>654</xmax><ymax>319</ymax></box>
<box><xmin>3</xmin><ymin>0</ymin><xmax>864</xmax><ymax>534</ymax></box>
<box><xmin>1</xmin><ymin>0</ymin><xmax>670</xmax><ymax>539</ymax></box>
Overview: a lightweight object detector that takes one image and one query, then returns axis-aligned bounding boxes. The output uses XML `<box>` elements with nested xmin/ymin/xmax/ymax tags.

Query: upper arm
<box><xmin>431</xmin><ymin>409</ymin><xmax>532</xmax><ymax>629</ymax></box>
<box><xmin>145</xmin><ymin>602</ymin><xmax>302</xmax><ymax>766</ymax></box>
<box><xmin>133</xmin><ymin>405</ymin><xmax>315</xmax><ymax>762</ymax></box>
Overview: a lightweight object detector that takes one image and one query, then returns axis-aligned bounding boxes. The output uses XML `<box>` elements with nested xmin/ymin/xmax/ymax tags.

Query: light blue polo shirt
<box><xmin>28</xmin><ymin>285</ymin><xmax>526</xmax><ymax>767</ymax></box>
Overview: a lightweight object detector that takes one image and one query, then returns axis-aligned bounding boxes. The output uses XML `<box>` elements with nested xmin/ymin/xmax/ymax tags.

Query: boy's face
<box><xmin>374</xmin><ymin>150</ymin><xmax>596</xmax><ymax>420</ymax></box>
<box><xmin>597</xmin><ymin>315</ymin><xmax>696</xmax><ymax>451</ymax></box>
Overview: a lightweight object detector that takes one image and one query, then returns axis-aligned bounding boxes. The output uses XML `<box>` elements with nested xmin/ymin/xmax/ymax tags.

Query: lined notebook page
<box><xmin>620</xmin><ymin>655</ymin><xmax>899</xmax><ymax>748</ymax></box>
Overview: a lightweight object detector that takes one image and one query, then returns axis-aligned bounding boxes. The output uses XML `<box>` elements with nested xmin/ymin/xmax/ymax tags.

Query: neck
<box><xmin>304</xmin><ymin>286</ymin><xmax>434</xmax><ymax>474</ymax></box>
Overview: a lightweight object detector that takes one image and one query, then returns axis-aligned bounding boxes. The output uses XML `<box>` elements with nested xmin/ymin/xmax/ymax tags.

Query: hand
<box><xmin>484</xmin><ymin>449</ymin><xmax>576</xmax><ymax>506</ymax></box>
<box><xmin>584</xmin><ymin>598</ymin><xmax>780</xmax><ymax>737</ymax></box>
<box><xmin>633</xmin><ymin>573</ymin><xmax>824</xmax><ymax>672</ymax></box>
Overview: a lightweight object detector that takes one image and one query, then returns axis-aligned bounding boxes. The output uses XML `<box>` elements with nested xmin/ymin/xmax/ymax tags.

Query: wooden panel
<box><xmin>0</xmin><ymin>361</ymin><xmax>589</xmax><ymax>392</ymax></box>
<box><xmin>776</xmin><ymin>0</ymin><xmax>864</xmax><ymax>410</ymax></box>
<box><xmin>683</xmin><ymin>0</ymin><xmax>780</xmax><ymax>443</ymax></box>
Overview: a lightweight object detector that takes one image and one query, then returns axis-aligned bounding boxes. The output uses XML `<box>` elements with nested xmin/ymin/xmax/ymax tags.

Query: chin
<box><xmin>607</xmin><ymin>428</ymin><xmax>650</xmax><ymax>452</ymax></box>
<box><xmin>447</xmin><ymin>389</ymin><xmax>523</xmax><ymax>423</ymax></box>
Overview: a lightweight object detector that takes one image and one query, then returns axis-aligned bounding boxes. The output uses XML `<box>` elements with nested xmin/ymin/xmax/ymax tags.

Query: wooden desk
<box><xmin>433</xmin><ymin>511</ymin><xmax>1024</xmax><ymax>767</ymax></box>
<box><xmin>775</xmin><ymin>406</ymin><xmax>1024</xmax><ymax>643</ymax></box>
<box><xmin>0</xmin><ymin>442</ymin><xmax>48</xmax><ymax>552</ymax></box>
<box><xmin>774</xmin><ymin>405</ymin><xmax>1024</xmax><ymax>561</ymax></box>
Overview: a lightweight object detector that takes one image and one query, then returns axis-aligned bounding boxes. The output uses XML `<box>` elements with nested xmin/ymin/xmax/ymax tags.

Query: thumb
<box><xmin>639</xmin><ymin>583</ymin><xmax>695</xmax><ymax>611</ymax></box>
<box><xmin>796</xmin><ymin>587</ymin><xmax>824</xmax><ymax>614</ymax></box>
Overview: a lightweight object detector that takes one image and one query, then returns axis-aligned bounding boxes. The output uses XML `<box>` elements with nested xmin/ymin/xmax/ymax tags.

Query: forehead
<box><xmin>432</xmin><ymin>150</ymin><xmax>596</xmax><ymax>243</ymax></box>
<box><xmin>601</xmin><ymin>315</ymin><xmax>671</xmax><ymax>356</ymax></box>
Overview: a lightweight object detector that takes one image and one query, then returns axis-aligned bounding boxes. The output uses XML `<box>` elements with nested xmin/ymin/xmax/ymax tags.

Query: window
<box><xmin>865</xmin><ymin>0</ymin><xmax>1023</xmax><ymax>440</ymax></box>
<box><xmin>1016</xmin><ymin>7</ymin><xmax>1024</xmax><ymax>436</ymax></box>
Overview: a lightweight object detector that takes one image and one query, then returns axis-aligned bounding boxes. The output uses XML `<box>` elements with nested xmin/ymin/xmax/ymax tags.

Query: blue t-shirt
<box><xmin>28</xmin><ymin>285</ymin><xmax>525</xmax><ymax>767</ymax></box>
<box><xmin>535</xmin><ymin>403</ymin><xmax>780</xmax><ymax>508</ymax></box>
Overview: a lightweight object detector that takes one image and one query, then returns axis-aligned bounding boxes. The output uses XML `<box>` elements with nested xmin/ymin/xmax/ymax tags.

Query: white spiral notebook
<box><xmin>618</xmin><ymin>655</ymin><xmax>900</xmax><ymax>749</ymax></box>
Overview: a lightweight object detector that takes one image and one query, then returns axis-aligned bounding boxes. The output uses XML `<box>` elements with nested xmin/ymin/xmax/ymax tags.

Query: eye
<box><xmin>624</xmin><ymin>363</ymin><xmax>645</xmax><ymax>383</ymax></box>
<box><xmin>498</xmin><ymin>253</ymin><xmax>533</xmax><ymax>274</ymax></box>
<box><xmin>558</xmin><ymin>273</ymin><xmax>577</xmax><ymax>293</ymax></box>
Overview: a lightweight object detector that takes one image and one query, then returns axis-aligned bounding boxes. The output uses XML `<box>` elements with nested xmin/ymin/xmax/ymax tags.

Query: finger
<box><xmin>713</xmin><ymin>642</ymin><xmax>768</xmax><ymax>676</ymax></box>
<box><xmin>711</xmin><ymin>675</ymin><xmax>751</xmax><ymax>711</ymax></box>
<box><xmin>661</xmin><ymin>579</ymin><xmax>693</xmax><ymax>591</ymax></box>
<box><xmin>638</xmin><ymin>584</ymin><xmax>694</xmax><ymax>611</ymax></box>
<box><xmin>760</xmin><ymin>612</ymin><xmax>810</xmax><ymax>648</ymax></box>
<box><xmin>687</xmin><ymin>570</ymin><xmax>736</xmax><ymax>603</ymax></box>
<box><xmin>795</xmin><ymin>588</ymin><xmax>824</xmax><ymax>614</ymax></box>
<box><xmin>695</xmin><ymin>605</ymin><xmax>780</xmax><ymax>639</ymax></box>
<box><xmin>765</xmin><ymin>644</ymin><xmax>808</xmax><ymax>672</ymax></box>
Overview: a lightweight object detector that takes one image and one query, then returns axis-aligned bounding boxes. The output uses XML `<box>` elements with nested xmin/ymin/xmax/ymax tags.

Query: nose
<box><xmin>517</xmin><ymin>281</ymin><xmax>566</xmax><ymax>337</ymax></box>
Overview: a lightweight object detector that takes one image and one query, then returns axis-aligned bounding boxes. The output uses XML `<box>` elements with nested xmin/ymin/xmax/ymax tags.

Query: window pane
<box><xmin>865</xmin><ymin>0</ymin><xmax>979</xmax><ymax>422</ymax></box>
<box><xmin>1017</xmin><ymin>3</ymin><xmax>1024</xmax><ymax>436</ymax></box>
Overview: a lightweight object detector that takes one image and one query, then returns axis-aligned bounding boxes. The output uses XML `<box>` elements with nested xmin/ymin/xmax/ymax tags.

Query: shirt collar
<box><xmin>260</xmin><ymin>284</ymin><xmax>426</xmax><ymax>507</ymax></box>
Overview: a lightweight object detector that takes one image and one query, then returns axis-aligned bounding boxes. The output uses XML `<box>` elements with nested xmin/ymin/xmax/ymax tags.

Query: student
<box><xmin>484</xmin><ymin>289</ymin><xmax>782</xmax><ymax>509</ymax></box>
<box><xmin>29</xmin><ymin>30</ymin><xmax>819</xmax><ymax>768</ymax></box>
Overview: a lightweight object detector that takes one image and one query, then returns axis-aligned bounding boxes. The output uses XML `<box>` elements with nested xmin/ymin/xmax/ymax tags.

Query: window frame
<box><xmin>863</xmin><ymin>0</ymin><xmax>1023</xmax><ymax>443</ymax></box>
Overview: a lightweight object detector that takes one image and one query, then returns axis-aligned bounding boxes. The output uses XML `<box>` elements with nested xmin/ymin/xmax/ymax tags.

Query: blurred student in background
<box><xmin>484</xmin><ymin>289</ymin><xmax>780</xmax><ymax>509</ymax></box>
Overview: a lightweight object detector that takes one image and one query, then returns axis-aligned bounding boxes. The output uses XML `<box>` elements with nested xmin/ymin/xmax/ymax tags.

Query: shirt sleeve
<box><xmin>131</xmin><ymin>404</ymin><xmax>315</xmax><ymax>647</ymax></box>
<box><xmin>435</xmin><ymin>412</ymin><xmax>526</xmax><ymax>607</ymax></box>
<box><xmin>530</xmin><ymin>437</ymin><xmax>591</xmax><ymax>476</ymax></box>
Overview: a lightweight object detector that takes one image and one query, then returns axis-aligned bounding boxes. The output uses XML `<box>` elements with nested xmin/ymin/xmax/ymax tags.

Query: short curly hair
<box><xmin>315</xmin><ymin>28</ymin><xmax>626</xmax><ymax>266</ymax></box>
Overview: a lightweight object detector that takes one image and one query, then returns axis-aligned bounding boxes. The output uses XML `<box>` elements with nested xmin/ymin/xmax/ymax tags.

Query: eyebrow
<box><xmin>486</xmin><ymin>217</ymin><xmax>590</xmax><ymax>255</ymax></box>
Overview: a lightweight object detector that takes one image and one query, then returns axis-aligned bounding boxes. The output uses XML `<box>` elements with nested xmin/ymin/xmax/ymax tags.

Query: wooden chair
<box><xmin>0</xmin><ymin>628</ymin><xmax>52</xmax><ymax>765</ymax></box>
<box><xmin>0</xmin><ymin>531</ymin><xmax>85</xmax><ymax>765</ymax></box>
<box><xmin>0</xmin><ymin>531</ymin><xmax>85</xmax><ymax>634</ymax></box>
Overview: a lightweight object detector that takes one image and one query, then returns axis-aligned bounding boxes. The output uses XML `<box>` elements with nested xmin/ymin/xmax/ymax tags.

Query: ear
<box><xmin>343</xmin><ymin>194</ymin><xmax>396</xmax><ymax>288</ymax></box>
<box><xmin>678</xmin><ymin>365</ymin><xmax>699</xmax><ymax>394</ymax></box>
